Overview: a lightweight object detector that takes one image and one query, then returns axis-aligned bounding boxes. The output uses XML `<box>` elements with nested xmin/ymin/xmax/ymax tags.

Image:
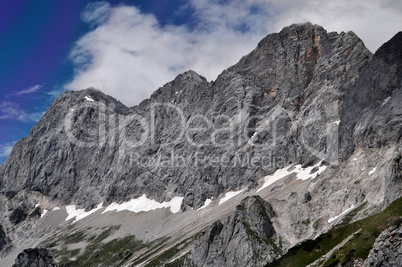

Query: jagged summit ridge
<box><xmin>0</xmin><ymin>23</ymin><xmax>402</xmax><ymax>267</ymax></box>
<box><xmin>0</xmin><ymin>22</ymin><xmax>388</xmax><ymax>210</ymax></box>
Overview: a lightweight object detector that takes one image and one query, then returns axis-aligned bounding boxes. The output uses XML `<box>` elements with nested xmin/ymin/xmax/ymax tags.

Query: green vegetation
<box><xmin>129</xmin><ymin>236</ymin><xmax>171</xmax><ymax>266</ymax></box>
<box><xmin>322</xmin><ymin>200</ymin><xmax>402</xmax><ymax>266</ymax></box>
<box><xmin>71</xmin><ymin>235</ymin><xmax>145</xmax><ymax>266</ymax></box>
<box><xmin>48</xmin><ymin>225</ymin><xmax>148</xmax><ymax>266</ymax></box>
<box><xmin>144</xmin><ymin>242</ymin><xmax>183</xmax><ymax>267</ymax></box>
<box><xmin>164</xmin><ymin>252</ymin><xmax>190</xmax><ymax>267</ymax></box>
<box><xmin>268</xmin><ymin>197</ymin><xmax>402</xmax><ymax>267</ymax></box>
<box><xmin>263</xmin><ymin>236</ymin><xmax>283</xmax><ymax>255</ymax></box>
<box><xmin>43</xmin><ymin>197</ymin><xmax>402</xmax><ymax>266</ymax></box>
<box><xmin>313</xmin><ymin>219</ymin><xmax>322</xmax><ymax>230</ymax></box>
<box><xmin>144</xmin><ymin>236</ymin><xmax>194</xmax><ymax>267</ymax></box>
<box><xmin>62</xmin><ymin>230</ymin><xmax>88</xmax><ymax>245</ymax></box>
<box><xmin>335</xmin><ymin>202</ymin><xmax>367</xmax><ymax>228</ymax></box>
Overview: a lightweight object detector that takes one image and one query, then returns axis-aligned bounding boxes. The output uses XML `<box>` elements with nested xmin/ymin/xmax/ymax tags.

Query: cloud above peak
<box><xmin>65</xmin><ymin>2</ymin><xmax>264</xmax><ymax>106</ymax></box>
<box><xmin>0</xmin><ymin>101</ymin><xmax>44</xmax><ymax>122</ymax></box>
<box><xmin>65</xmin><ymin>0</ymin><xmax>402</xmax><ymax>107</ymax></box>
<box><xmin>14</xmin><ymin>84</ymin><xmax>42</xmax><ymax>96</ymax></box>
<box><xmin>0</xmin><ymin>141</ymin><xmax>16</xmax><ymax>158</ymax></box>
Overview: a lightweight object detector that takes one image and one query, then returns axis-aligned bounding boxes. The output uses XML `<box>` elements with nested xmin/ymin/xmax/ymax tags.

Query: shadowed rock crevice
<box><xmin>13</xmin><ymin>248</ymin><xmax>55</xmax><ymax>267</ymax></box>
<box><xmin>0</xmin><ymin>23</ymin><xmax>386</xmax><ymax>210</ymax></box>
<box><xmin>0</xmin><ymin>23</ymin><xmax>402</xmax><ymax>267</ymax></box>
<box><xmin>191</xmin><ymin>196</ymin><xmax>280</xmax><ymax>267</ymax></box>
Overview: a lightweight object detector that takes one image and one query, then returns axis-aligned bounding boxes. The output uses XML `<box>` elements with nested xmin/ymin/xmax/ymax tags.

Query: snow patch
<box><xmin>250</xmin><ymin>132</ymin><xmax>258</xmax><ymax>140</ymax></box>
<box><xmin>353</xmin><ymin>158</ymin><xmax>358</xmax><ymax>161</ymax></box>
<box><xmin>368</xmin><ymin>167</ymin><xmax>376</xmax><ymax>176</ymax></box>
<box><xmin>84</xmin><ymin>96</ymin><xmax>95</xmax><ymax>102</ymax></box>
<box><xmin>257</xmin><ymin>162</ymin><xmax>327</xmax><ymax>192</ymax></box>
<box><xmin>333</xmin><ymin>120</ymin><xmax>341</xmax><ymax>125</ymax></box>
<box><xmin>102</xmin><ymin>194</ymin><xmax>183</xmax><ymax>214</ymax></box>
<box><xmin>295</xmin><ymin>162</ymin><xmax>327</xmax><ymax>181</ymax></box>
<box><xmin>328</xmin><ymin>205</ymin><xmax>356</xmax><ymax>223</ymax></box>
<box><xmin>257</xmin><ymin>168</ymin><xmax>292</xmax><ymax>193</ymax></box>
<box><xmin>381</xmin><ymin>96</ymin><xmax>391</xmax><ymax>107</ymax></box>
<box><xmin>219</xmin><ymin>189</ymin><xmax>245</xmax><ymax>205</ymax></box>
<box><xmin>66</xmin><ymin>203</ymin><xmax>103</xmax><ymax>222</ymax></box>
<box><xmin>41</xmin><ymin>209</ymin><xmax>48</xmax><ymax>218</ymax></box>
<box><xmin>52</xmin><ymin>207</ymin><xmax>60</xmax><ymax>211</ymax></box>
<box><xmin>35</xmin><ymin>204</ymin><xmax>40</xmax><ymax>208</ymax></box>
<box><xmin>198</xmin><ymin>199</ymin><xmax>212</xmax><ymax>210</ymax></box>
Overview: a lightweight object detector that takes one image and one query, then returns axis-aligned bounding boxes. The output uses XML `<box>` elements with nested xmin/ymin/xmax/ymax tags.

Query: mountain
<box><xmin>0</xmin><ymin>22</ymin><xmax>401</xmax><ymax>266</ymax></box>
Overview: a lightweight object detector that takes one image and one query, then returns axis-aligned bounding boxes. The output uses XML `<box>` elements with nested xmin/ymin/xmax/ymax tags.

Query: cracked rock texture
<box><xmin>0</xmin><ymin>225</ymin><xmax>8</xmax><ymax>254</ymax></box>
<box><xmin>0</xmin><ymin>23</ymin><xmax>401</xmax><ymax>266</ymax></box>
<box><xmin>12</xmin><ymin>248</ymin><xmax>55</xmax><ymax>267</ymax></box>
<box><xmin>190</xmin><ymin>196</ymin><xmax>280</xmax><ymax>267</ymax></box>
<box><xmin>363</xmin><ymin>223</ymin><xmax>402</xmax><ymax>267</ymax></box>
<box><xmin>0</xmin><ymin>23</ymin><xmax>384</xmax><ymax>210</ymax></box>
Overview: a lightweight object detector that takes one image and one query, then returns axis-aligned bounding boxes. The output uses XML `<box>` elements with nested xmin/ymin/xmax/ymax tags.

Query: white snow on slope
<box><xmin>257</xmin><ymin>167</ymin><xmax>292</xmax><ymax>193</ymax></box>
<box><xmin>84</xmin><ymin>96</ymin><xmax>95</xmax><ymax>102</ymax></box>
<box><xmin>328</xmin><ymin>205</ymin><xmax>356</xmax><ymax>223</ymax></box>
<box><xmin>198</xmin><ymin>199</ymin><xmax>212</xmax><ymax>210</ymax></box>
<box><xmin>368</xmin><ymin>167</ymin><xmax>376</xmax><ymax>176</ymax></box>
<box><xmin>381</xmin><ymin>96</ymin><xmax>391</xmax><ymax>107</ymax></box>
<box><xmin>52</xmin><ymin>207</ymin><xmax>60</xmax><ymax>211</ymax></box>
<box><xmin>333</xmin><ymin>120</ymin><xmax>341</xmax><ymax>125</ymax></box>
<box><xmin>102</xmin><ymin>194</ymin><xmax>183</xmax><ymax>214</ymax></box>
<box><xmin>295</xmin><ymin>162</ymin><xmax>327</xmax><ymax>181</ymax></box>
<box><xmin>41</xmin><ymin>209</ymin><xmax>48</xmax><ymax>218</ymax></box>
<box><xmin>257</xmin><ymin>162</ymin><xmax>327</xmax><ymax>192</ymax></box>
<box><xmin>66</xmin><ymin>203</ymin><xmax>103</xmax><ymax>222</ymax></box>
<box><xmin>219</xmin><ymin>189</ymin><xmax>245</xmax><ymax>205</ymax></box>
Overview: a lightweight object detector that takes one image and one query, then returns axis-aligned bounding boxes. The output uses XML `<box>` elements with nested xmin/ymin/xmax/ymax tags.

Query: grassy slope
<box><xmin>268</xmin><ymin>197</ymin><xmax>402</xmax><ymax>267</ymax></box>
<box><xmin>44</xmin><ymin>197</ymin><xmax>401</xmax><ymax>266</ymax></box>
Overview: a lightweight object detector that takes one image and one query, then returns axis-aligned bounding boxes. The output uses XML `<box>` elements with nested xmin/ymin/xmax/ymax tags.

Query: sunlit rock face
<box><xmin>0</xmin><ymin>23</ymin><xmax>401</xmax><ymax>266</ymax></box>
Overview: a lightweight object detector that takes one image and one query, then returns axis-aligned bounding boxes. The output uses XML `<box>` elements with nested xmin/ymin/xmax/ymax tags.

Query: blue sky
<box><xmin>0</xmin><ymin>0</ymin><xmax>192</xmax><ymax>164</ymax></box>
<box><xmin>1</xmin><ymin>0</ymin><xmax>402</xmax><ymax>164</ymax></box>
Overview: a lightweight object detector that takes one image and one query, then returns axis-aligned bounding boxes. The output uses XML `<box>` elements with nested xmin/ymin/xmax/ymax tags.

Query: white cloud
<box><xmin>15</xmin><ymin>85</ymin><xmax>42</xmax><ymax>96</ymax></box>
<box><xmin>267</xmin><ymin>0</ymin><xmax>402</xmax><ymax>53</ymax></box>
<box><xmin>65</xmin><ymin>0</ymin><xmax>402</xmax><ymax>106</ymax></box>
<box><xmin>65</xmin><ymin>2</ymin><xmax>265</xmax><ymax>106</ymax></box>
<box><xmin>0</xmin><ymin>141</ymin><xmax>16</xmax><ymax>158</ymax></box>
<box><xmin>0</xmin><ymin>102</ymin><xmax>45</xmax><ymax>122</ymax></box>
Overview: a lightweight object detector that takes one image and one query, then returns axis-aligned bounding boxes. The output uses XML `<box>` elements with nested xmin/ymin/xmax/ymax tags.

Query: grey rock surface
<box><xmin>190</xmin><ymin>196</ymin><xmax>281</xmax><ymax>267</ymax></box>
<box><xmin>0</xmin><ymin>23</ymin><xmax>383</xmax><ymax>210</ymax></box>
<box><xmin>363</xmin><ymin>223</ymin><xmax>402</xmax><ymax>267</ymax></box>
<box><xmin>0</xmin><ymin>23</ymin><xmax>401</xmax><ymax>266</ymax></box>
<box><xmin>0</xmin><ymin>224</ymin><xmax>8</xmax><ymax>253</ymax></box>
<box><xmin>339</xmin><ymin>31</ymin><xmax>402</xmax><ymax>160</ymax></box>
<box><xmin>13</xmin><ymin>248</ymin><xmax>55</xmax><ymax>267</ymax></box>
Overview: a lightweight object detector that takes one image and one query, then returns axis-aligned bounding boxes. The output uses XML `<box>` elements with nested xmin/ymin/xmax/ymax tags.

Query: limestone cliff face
<box><xmin>363</xmin><ymin>223</ymin><xmax>402</xmax><ymax>267</ymax></box>
<box><xmin>191</xmin><ymin>196</ymin><xmax>280</xmax><ymax>267</ymax></box>
<box><xmin>0</xmin><ymin>23</ymin><xmax>401</xmax><ymax>266</ymax></box>
<box><xmin>1</xmin><ymin>23</ymin><xmax>385</xmax><ymax>210</ymax></box>
<box><xmin>13</xmin><ymin>248</ymin><xmax>55</xmax><ymax>267</ymax></box>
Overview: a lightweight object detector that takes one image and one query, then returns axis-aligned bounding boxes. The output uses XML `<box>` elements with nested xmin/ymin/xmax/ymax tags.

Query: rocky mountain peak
<box><xmin>1</xmin><ymin>23</ymin><xmax>402</xmax><ymax>267</ymax></box>
<box><xmin>0</xmin><ymin>23</ymin><xmax>379</xmax><ymax>210</ymax></box>
<box><xmin>374</xmin><ymin>31</ymin><xmax>402</xmax><ymax>64</ymax></box>
<box><xmin>149</xmin><ymin>70</ymin><xmax>208</xmax><ymax>103</ymax></box>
